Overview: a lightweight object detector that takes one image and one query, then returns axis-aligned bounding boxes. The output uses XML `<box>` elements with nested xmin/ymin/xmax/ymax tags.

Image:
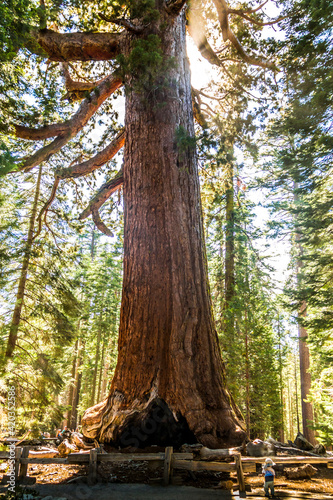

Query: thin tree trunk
<box><xmin>278</xmin><ymin>316</ymin><xmax>285</xmax><ymax>442</ymax></box>
<box><xmin>5</xmin><ymin>165</ymin><xmax>43</xmax><ymax>358</ymax></box>
<box><xmin>294</xmin><ymin>184</ymin><xmax>315</xmax><ymax>444</ymax></box>
<box><xmin>100</xmin><ymin>359</ymin><xmax>110</xmax><ymax>400</ymax></box>
<box><xmin>97</xmin><ymin>334</ymin><xmax>105</xmax><ymax>402</ymax></box>
<box><xmin>71</xmin><ymin>339</ymin><xmax>84</xmax><ymax>429</ymax></box>
<box><xmin>66</xmin><ymin>340</ymin><xmax>78</xmax><ymax>426</ymax></box>
<box><xmin>295</xmin><ymin>352</ymin><xmax>300</xmax><ymax>434</ymax></box>
<box><xmin>82</xmin><ymin>10</ymin><xmax>245</xmax><ymax>448</ymax></box>
<box><xmin>91</xmin><ymin>227</ymin><xmax>96</xmax><ymax>260</ymax></box>
<box><xmin>90</xmin><ymin>326</ymin><xmax>102</xmax><ymax>407</ymax></box>
<box><xmin>244</xmin><ymin>310</ymin><xmax>250</xmax><ymax>438</ymax></box>
<box><xmin>288</xmin><ymin>378</ymin><xmax>294</xmax><ymax>439</ymax></box>
<box><xmin>224</xmin><ymin>161</ymin><xmax>235</xmax><ymax>336</ymax></box>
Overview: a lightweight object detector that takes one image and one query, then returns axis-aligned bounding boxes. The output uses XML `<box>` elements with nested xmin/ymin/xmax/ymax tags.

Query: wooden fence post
<box><xmin>18</xmin><ymin>447</ymin><xmax>29</xmax><ymax>481</ymax></box>
<box><xmin>88</xmin><ymin>448</ymin><xmax>98</xmax><ymax>485</ymax></box>
<box><xmin>14</xmin><ymin>447</ymin><xmax>22</xmax><ymax>482</ymax></box>
<box><xmin>234</xmin><ymin>453</ymin><xmax>246</xmax><ymax>494</ymax></box>
<box><xmin>163</xmin><ymin>446</ymin><xmax>173</xmax><ymax>486</ymax></box>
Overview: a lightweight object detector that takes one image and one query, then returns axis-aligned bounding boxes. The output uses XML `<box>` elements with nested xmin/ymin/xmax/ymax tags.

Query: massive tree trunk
<box><xmin>82</xmin><ymin>9</ymin><xmax>245</xmax><ymax>449</ymax></box>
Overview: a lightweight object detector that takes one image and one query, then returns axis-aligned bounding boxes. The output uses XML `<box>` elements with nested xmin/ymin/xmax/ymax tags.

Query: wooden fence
<box><xmin>1</xmin><ymin>447</ymin><xmax>332</xmax><ymax>493</ymax></box>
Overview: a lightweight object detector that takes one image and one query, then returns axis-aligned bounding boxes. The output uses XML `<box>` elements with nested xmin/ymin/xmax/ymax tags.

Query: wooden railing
<box><xmin>1</xmin><ymin>447</ymin><xmax>332</xmax><ymax>493</ymax></box>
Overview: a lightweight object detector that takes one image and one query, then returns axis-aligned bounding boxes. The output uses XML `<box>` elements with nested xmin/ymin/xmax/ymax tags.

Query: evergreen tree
<box><xmin>0</xmin><ymin>0</ymin><xmax>284</xmax><ymax>446</ymax></box>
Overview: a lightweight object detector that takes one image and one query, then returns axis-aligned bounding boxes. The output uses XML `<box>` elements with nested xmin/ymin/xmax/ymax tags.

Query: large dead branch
<box><xmin>17</xmin><ymin>74</ymin><xmax>122</xmax><ymax>171</ymax></box>
<box><xmin>56</xmin><ymin>129</ymin><xmax>125</xmax><ymax>179</ymax></box>
<box><xmin>34</xmin><ymin>177</ymin><xmax>60</xmax><ymax>239</ymax></box>
<box><xmin>235</xmin><ymin>0</ymin><xmax>268</xmax><ymax>14</ymax></box>
<box><xmin>92</xmin><ymin>209</ymin><xmax>114</xmax><ymax>237</ymax></box>
<box><xmin>228</xmin><ymin>10</ymin><xmax>286</xmax><ymax>27</ymax></box>
<box><xmin>16</xmin><ymin>73</ymin><xmax>122</xmax><ymax>143</ymax></box>
<box><xmin>192</xmin><ymin>88</ymin><xmax>208</xmax><ymax>128</ymax></box>
<box><xmin>187</xmin><ymin>8</ymin><xmax>223</xmax><ymax>67</ymax></box>
<box><xmin>36</xmin><ymin>29</ymin><xmax>126</xmax><ymax>62</ymax></box>
<box><xmin>79</xmin><ymin>168</ymin><xmax>123</xmax><ymax>220</ymax></box>
<box><xmin>20</xmin><ymin>134</ymin><xmax>71</xmax><ymax>172</ymax></box>
<box><xmin>98</xmin><ymin>13</ymin><xmax>144</xmax><ymax>33</ymax></box>
<box><xmin>15</xmin><ymin>123</ymin><xmax>69</xmax><ymax>141</ymax></box>
<box><xmin>212</xmin><ymin>0</ymin><xmax>276</xmax><ymax>70</ymax></box>
<box><xmin>61</xmin><ymin>63</ymin><xmax>106</xmax><ymax>92</ymax></box>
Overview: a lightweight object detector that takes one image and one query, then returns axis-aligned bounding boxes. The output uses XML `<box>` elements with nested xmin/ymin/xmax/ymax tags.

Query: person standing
<box><xmin>262</xmin><ymin>457</ymin><xmax>276</xmax><ymax>498</ymax></box>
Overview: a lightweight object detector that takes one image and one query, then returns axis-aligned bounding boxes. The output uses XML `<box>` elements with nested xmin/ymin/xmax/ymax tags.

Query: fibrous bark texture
<box><xmin>82</xmin><ymin>9</ymin><xmax>245</xmax><ymax>449</ymax></box>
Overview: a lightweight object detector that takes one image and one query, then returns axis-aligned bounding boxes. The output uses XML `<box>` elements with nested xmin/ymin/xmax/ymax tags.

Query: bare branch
<box><xmin>36</xmin><ymin>29</ymin><xmax>126</xmax><ymax>62</ymax></box>
<box><xmin>191</xmin><ymin>88</ymin><xmax>208</xmax><ymax>128</ymax></box>
<box><xmin>61</xmin><ymin>63</ymin><xmax>105</xmax><ymax>92</ymax></box>
<box><xmin>16</xmin><ymin>73</ymin><xmax>122</xmax><ymax>142</ymax></box>
<box><xmin>20</xmin><ymin>134</ymin><xmax>71</xmax><ymax>172</ymax></box>
<box><xmin>233</xmin><ymin>0</ymin><xmax>268</xmax><ymax>14</ymax></box>
<box><xmin>226</xmin><ymin>28</ymin><xmax>276</xmax><ymax>69</ymax></box>
<box><xmin>79</xmin><ymin>168</ymin><xmax>123</xmax><ymax>220</ymax></box>
<box><xmin>15</xmin><ymin>123</ymin><xmax>69</xmax><ymax>141</ymax></box>
<box><xmin>56</xmin><ymin>129</ymin><xmax>125</xmax><ymax>179</ymax></box>
<box><xmin>196</xmin><ymin>88</ymin><xmax>232</xmax><ymax>102</ymax></box>
<box><xmin>33</xmin><ymin>177</ymin><xmax>60</xmax><ymax>240</ymax></box>
<box><xmin>16</xmin><ymin>73</ymin><xmax>122</xmax><ymax>170</ymax></box>
<box><xmin>92</xmin><ymin>209</ymin><xmax>114</xmax><ymax>237</ymax></box>
<box><xmin>228</xmin><ymin>10</ymin><xmax>286</xmax><ymax>27</ymax></box>
<box><xmin>211</xmin><ymin>0</ymin><xmax>277</xmax><ymax>70</ymax></box>
<box><xmin>98</xmin><ymin>13</ymin><xmax>143</xmax><ymax>33</ymax></box>
<box><xmin>187</xmin><ymin>8</ymin><xmax>223</xmax><ymax>67</ymax></box>
<box><xmin>165</xmin><ymin>0</ymin><xmax>188</xmax><ymax>15</ymax></box>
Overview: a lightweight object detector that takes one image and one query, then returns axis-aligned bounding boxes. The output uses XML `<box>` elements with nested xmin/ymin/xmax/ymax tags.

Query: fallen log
<box><xmin>58</xmin><ymin>439</ymin><xmax>77</xmax><ymax>456</ymax></box>
<box><xmin>294</xmin><ymin>432</ymin><xmax>314</xmax><ymax>452</ymax></box>
<box><xmin>214</xmin><ymin>480</ymin><xmax>234</xmax><ymax>490</ymax></box>
<box><xmin>180</xmin><ymin>443</ymin><xmax>243</xmax><ymax>461</ymax></box>
<box><xmin>274</xmin><ymin>445</ymin><xmax>323</xmax><ymax>457</ymax></box>
<box><xmin>285</xmin><ymin>464</ymin><xmax>318</xmax><ymax>479</ymax></box>
<box><xmin>28</xmin><ymin>449</ymin><xmax>59</xmax><ymax>458</ymax></box>
<box><xmin>246</xmin><ymin>440</ymin><xmax>275</xmax><ymax>457</ymax></box>
<box><xmin>246</xmin><ymin>438</ymin><xmax>324</xmax><ymax>458</ymax></box>
<box><xmin>72</xmin><ymin>433</ymin><xmax>90</xmax><ymax>450</ymax></box>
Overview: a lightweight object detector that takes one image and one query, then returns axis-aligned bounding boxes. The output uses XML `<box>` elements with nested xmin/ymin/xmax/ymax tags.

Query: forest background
<box><xmin>0</xmin><ymin>0</ymin><xmax>332</xmax><ymax>448</ymax></box>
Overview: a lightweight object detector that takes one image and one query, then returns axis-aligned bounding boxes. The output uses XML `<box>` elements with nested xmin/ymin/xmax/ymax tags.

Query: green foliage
<box><xmin>175</xmin><ymin>125</ymin><xmax>196</xmax><ymax>155</ymax></box>
<box><xmin>116</xmin><ymin>34</ymin><xmax>174</xmax><ymax>94</ymax></box>
<box><xmin>0</xmin><ymin>0</ymin><xmax>38</xmax><ymax>61</ymax></box>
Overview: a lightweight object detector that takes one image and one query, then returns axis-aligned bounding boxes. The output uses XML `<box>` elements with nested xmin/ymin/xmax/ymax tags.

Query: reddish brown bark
<box><xmin>36</xmin><ymin>29</ymin><xmax>126</xmax><ymax>61</ymax></box>
<box><xmin>56</xmin><ymin>130</ymin><xmax>125</xmax><ymax>180</ymax></box>
<box><xmin>224</xmin><ymin>161</ymin><xmax>235</xmax><ymax>329</ymax></box>
<box><xmin>294</xmin><ymin>185</ymin><xmax>315</xmax><ymax>445</ymax></box>
<box><xmin>298</xmin><ymin>304</ymin><xmax>315</xmax><ymax>444</ymax></box>
<box><xmin>79</xmin><ymin>169</ymin><xmax>123</xmax><ymax>220</ymax></box>
<box><xmin>82</xmin><ymin>9</ymin><xmax>245</xmax><ymax>448</ymax></box>
<box><xmin>17</xmin><ymin>74</ymin><xmax>122</xmax><ymax>171</ymax></box>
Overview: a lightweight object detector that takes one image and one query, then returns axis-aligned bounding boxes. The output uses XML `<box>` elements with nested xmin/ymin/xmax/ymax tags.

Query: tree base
<box><xmin>82</xmin><ymin>388</ymin><xmax>246</xmax><ymax>449</ymax></box>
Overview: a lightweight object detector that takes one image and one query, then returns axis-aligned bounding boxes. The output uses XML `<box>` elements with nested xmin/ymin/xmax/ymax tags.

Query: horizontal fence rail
<box><xmin>0</xmin><ymin>446</ymin><xmax>332</xmax><ymax>493</ymax></box>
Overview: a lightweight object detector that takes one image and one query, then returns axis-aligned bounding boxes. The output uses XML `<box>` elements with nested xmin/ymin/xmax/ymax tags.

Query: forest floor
<box><xmin>1</xmin><ymin>461</ymin><xmax>333</xmax><ymax>499</ymax></box>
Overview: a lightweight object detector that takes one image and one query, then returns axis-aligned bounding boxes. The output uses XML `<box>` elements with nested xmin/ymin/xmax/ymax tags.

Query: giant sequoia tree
<box><xmin>2</xmin><ymin>0</ymin><xmax>283</xmax><ymax>447</ymax></box>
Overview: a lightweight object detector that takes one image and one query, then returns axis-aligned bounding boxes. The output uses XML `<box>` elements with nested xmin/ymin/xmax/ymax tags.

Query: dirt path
<box><xmin>5</xmin><ymin>483</ymin><xmax>332</xmax><ymax>500</ymax></box>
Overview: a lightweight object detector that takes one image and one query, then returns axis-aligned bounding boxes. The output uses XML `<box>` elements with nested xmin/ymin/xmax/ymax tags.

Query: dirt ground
<box><xmin>245</xmin><ymin>464</ymin><xmax>333</xmax><ymax>496</ymax></box>
<box><xmin>1</xmin><ymin>454</ymin><xmax>333</xmax><ymax>499</ymax></box>
<box><xmin>1</xmin><ymin>460</ymin><xmax>333</xmax><ymax>498</ymax></box>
